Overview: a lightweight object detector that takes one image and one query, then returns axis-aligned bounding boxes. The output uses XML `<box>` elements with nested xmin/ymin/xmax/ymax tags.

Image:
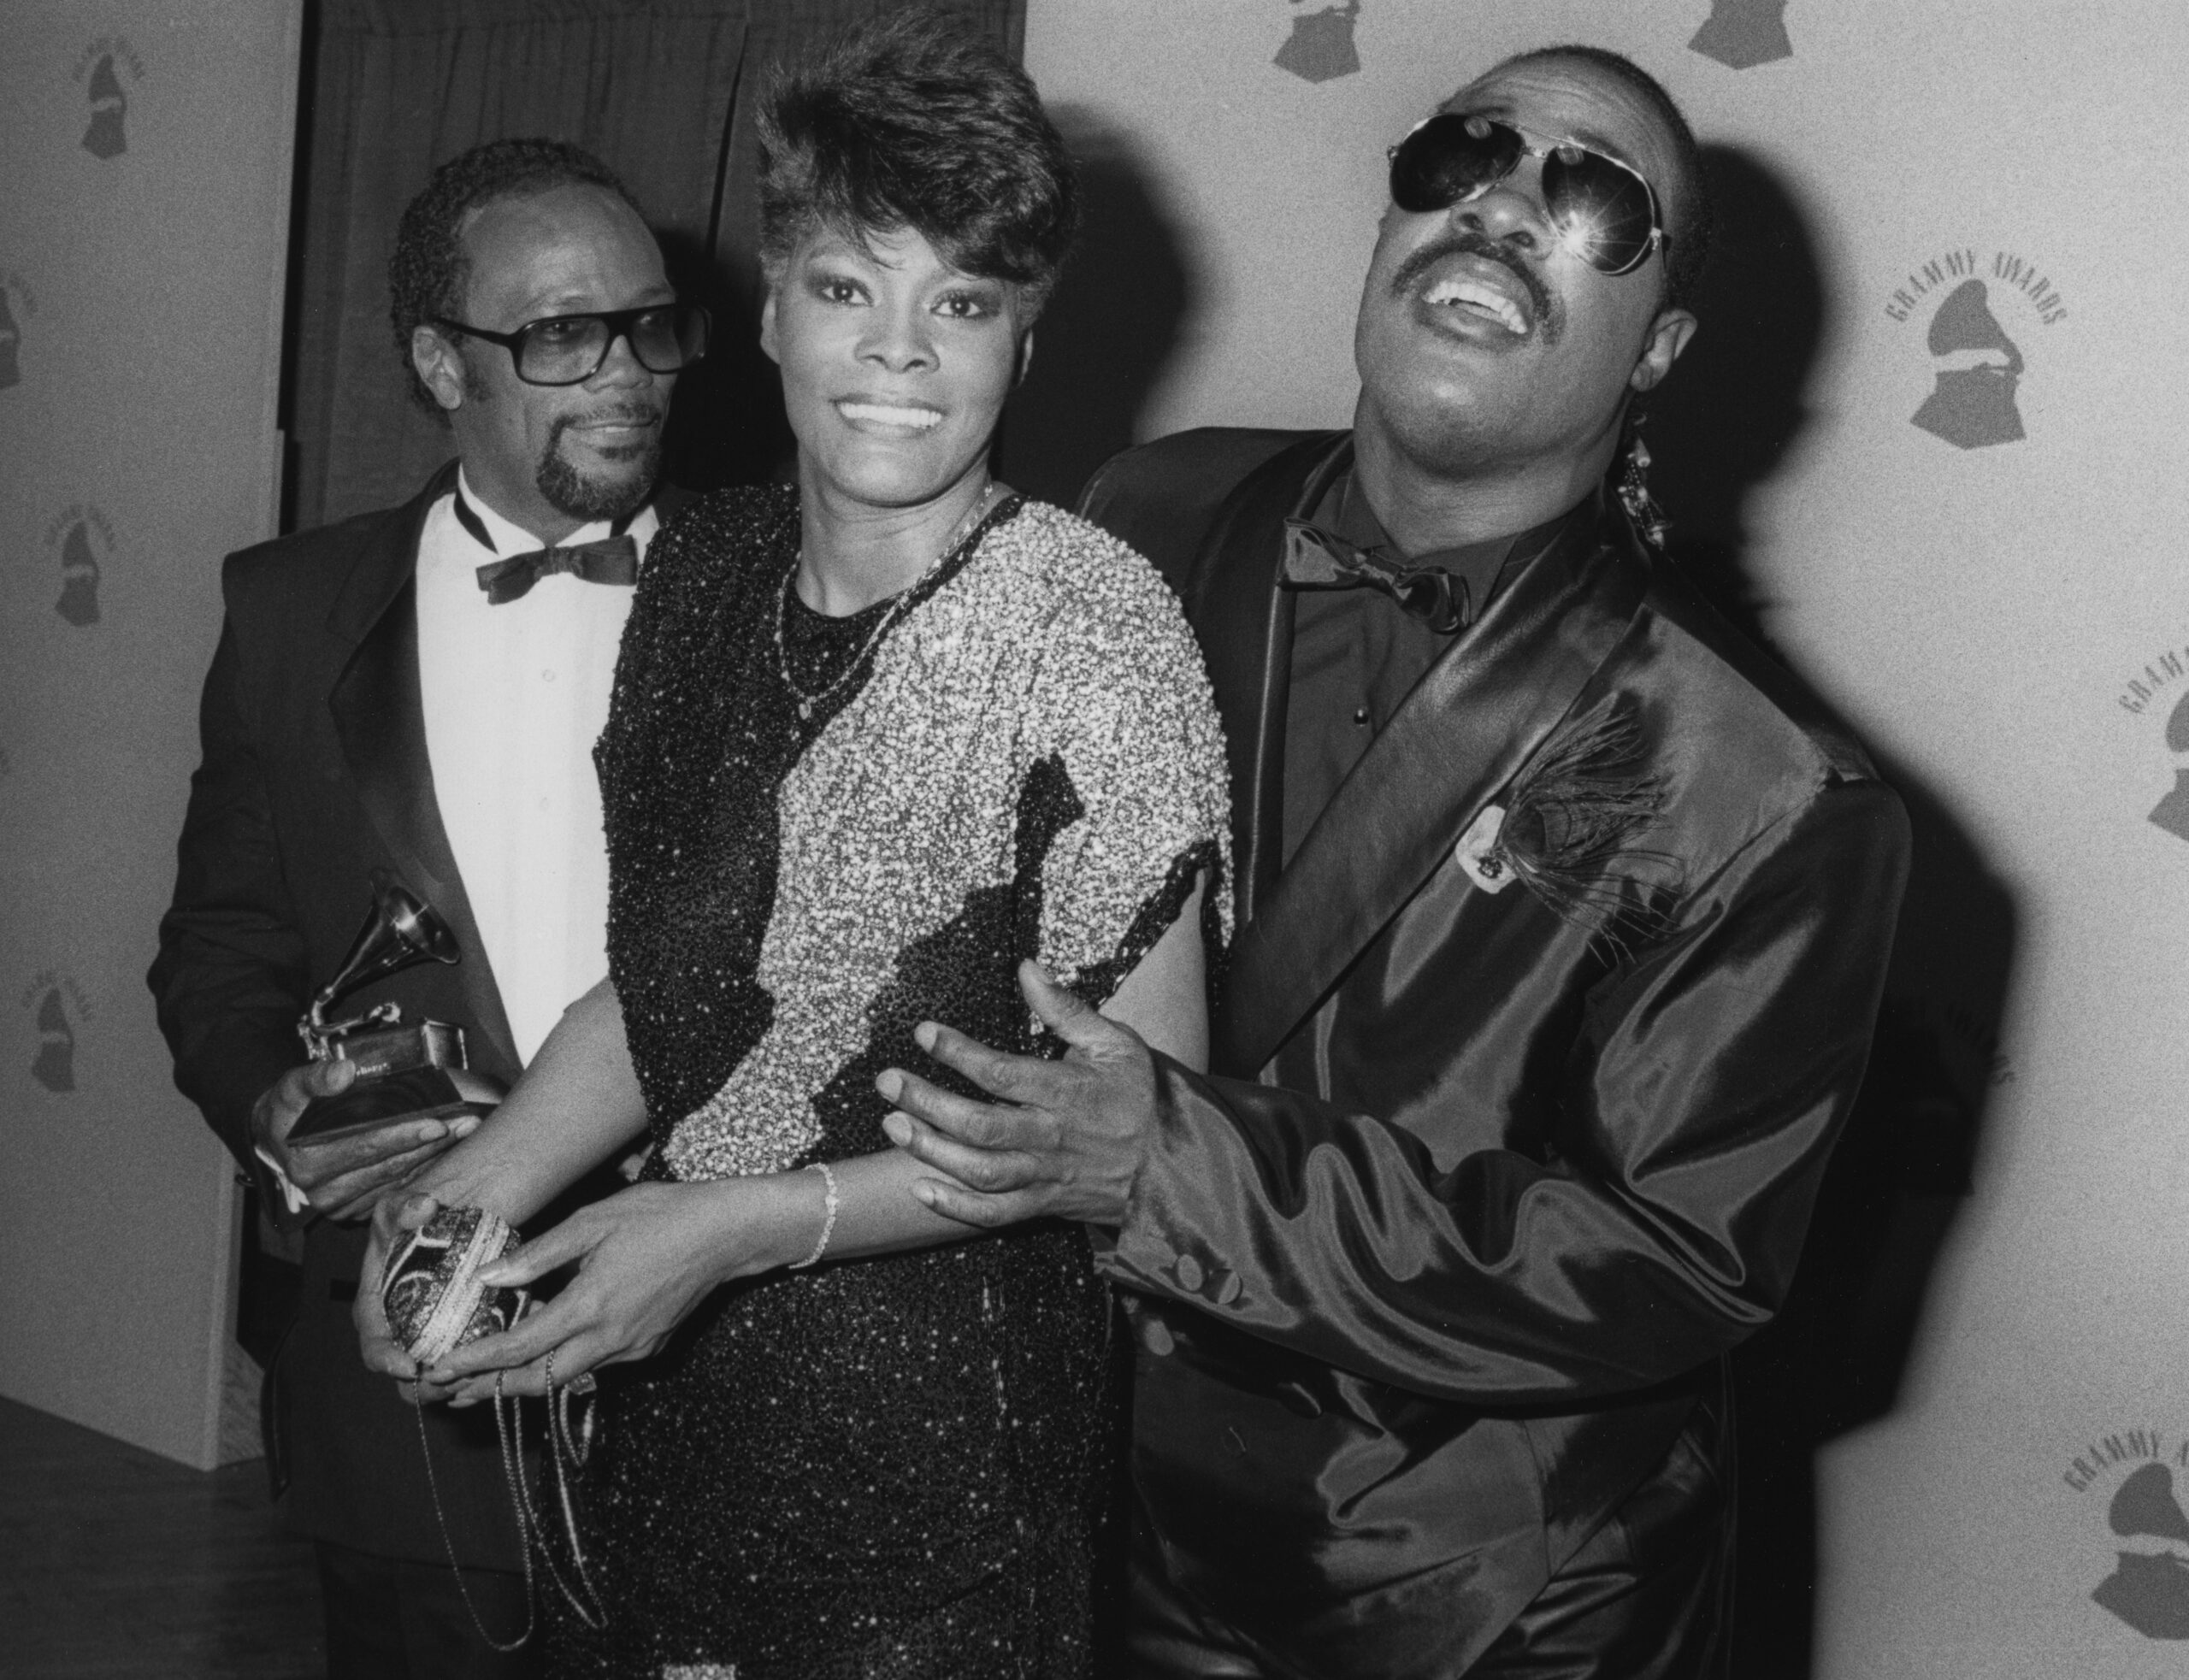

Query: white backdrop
<box><xmin>0</xmin><ymin>2</ymin><xmax>301</xmax><ymax>1470</ymax></box>
<box><xmin>1024</xmin><ymin>1</ymin><xmax>2189</xmax><ymax>1671</ymax></box>
<box><xmin>1</xmin><ymin>0</ymin><xmax>2182</xmax><ymax>1653</ymax></box>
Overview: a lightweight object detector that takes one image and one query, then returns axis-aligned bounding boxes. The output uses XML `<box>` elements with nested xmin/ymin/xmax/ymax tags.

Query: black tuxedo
<box><xmin>150</xmin><ymin>463</ymin><xmax>683</xmax><ymax>1573</ymax></box>
<box><xmin>1080</xmin><ymin>431</ymin><xmax>1910</xmax><ymax>1676</ymax></box>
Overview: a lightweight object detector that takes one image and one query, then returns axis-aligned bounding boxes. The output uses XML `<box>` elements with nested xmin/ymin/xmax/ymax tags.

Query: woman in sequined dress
<box><xmin>358</xmin><ymin>15</ymin><xmax>1230</xmax><ymax>1678</ymax></box>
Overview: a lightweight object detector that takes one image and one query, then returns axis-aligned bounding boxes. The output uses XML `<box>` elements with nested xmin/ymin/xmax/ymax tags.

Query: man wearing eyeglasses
<box><xmin>150</xmin><ymin>139</ymin><xmax>705</xmax><ymax>1677</ymax></box>
<box><xmin>878</xmin><ymin>46</ymin><xmax>1909</xmax><ymax>1677</ymax></box>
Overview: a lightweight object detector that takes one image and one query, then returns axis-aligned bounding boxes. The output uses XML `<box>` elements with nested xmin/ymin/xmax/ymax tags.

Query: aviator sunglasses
<box><xmin>1388</xmin><ymin>114</ymin><xmax>1667</xmax><ymax>278</ymax></box>
<box><xmin>432</xmin><ymin>302</ymin><xmax>712</xmax><ymax>386</ymax></box>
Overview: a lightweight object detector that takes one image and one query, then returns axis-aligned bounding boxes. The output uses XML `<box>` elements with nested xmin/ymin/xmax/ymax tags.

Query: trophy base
<box><xmin>338</xmin><ymin>1019</ymin><xmax>466</xmax><ymax>1081</ymax></box>
<box><xmin>288</xmin><ymin>1065</ymin><xmax>504</xmax><ymax>1149</ymax></box>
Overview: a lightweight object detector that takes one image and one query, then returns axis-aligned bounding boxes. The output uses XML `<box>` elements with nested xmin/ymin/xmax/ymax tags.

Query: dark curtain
<box><xmin>285</xmin><ymin>0</ymin><xmax>1024</xmax><ymax>530</ymax></box>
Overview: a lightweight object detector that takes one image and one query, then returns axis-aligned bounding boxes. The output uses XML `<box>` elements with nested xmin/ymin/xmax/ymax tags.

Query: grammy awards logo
<box><xmin>21</xmin><ymin>971</ymin><xmax>91</xmax><ymax>1095</ymax></box>
<box><xmin>45</xmin><ymin>503</ymin><xmax>115</xmax><ymax>628</ymax></box>
<box><xmin>0</xmin><ymin>269</ymin><xmax>36</xmax><ymax>394</ymax></box>
<box><xmin>74</xmin><ymin>35</ymin><xmax>144</xmax><ymax>161</ymax></box>
<box><xmin>1274</xmin><ymin>0</ymin><xmax>1361</xmax><ymax>83</ymax></box>
<box><xmin>1885</xmin><ymin>249</ymin><xmax>2067</xmax><ymax>450</ymax></box>
<box><xmin>2064</xmin><ymin>1430</ymin><xmax>2189</xmax><ymax>1640</ymax></box>
<box><xmin>2112</xmin><ymin>641</ymin><xmax>2189</xmax><ymax>847</ymax></box>
<box><xmin>1688</xmin><ymin>0</ymin><xmax>1793</xmax><ymax>70</ymax></box>
<box><xmin>2149</xmin><ymin>690</ymin><xmax>2189</xmax><ymax>846</ymax></box>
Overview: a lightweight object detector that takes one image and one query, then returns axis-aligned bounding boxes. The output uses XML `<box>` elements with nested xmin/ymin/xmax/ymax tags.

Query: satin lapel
<box><xmin>325</xmin><ymin>462</ymin><xmax>520</xmax><ymax>1074</ymax></box>
<box><xmin>1186</xmin><ymin>433</ymin><xmax>1350</xmax><ymax>930</ymax></box>
<box><xmin>1215</xmin><ymin>505</ymin><xmax>1650</xmax><ymax>1076</ymax></box>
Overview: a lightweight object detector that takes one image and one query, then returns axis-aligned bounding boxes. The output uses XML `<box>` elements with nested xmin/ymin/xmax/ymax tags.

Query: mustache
<box><xmin>1390</xmin><ymin>231</ymin><xmax>1552</xmax><ymax>323</ymax></box>
<box><xmin>550</xmin><ymin>403</ymin><xmax>666</xmax><ymax>439</ymax></box>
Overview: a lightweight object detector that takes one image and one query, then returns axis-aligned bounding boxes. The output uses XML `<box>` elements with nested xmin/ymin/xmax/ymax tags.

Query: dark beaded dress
<box><xmin>546</xmin><ymin>487</ymin><xmax>1230</xmax><ymax>1679</ymax></box>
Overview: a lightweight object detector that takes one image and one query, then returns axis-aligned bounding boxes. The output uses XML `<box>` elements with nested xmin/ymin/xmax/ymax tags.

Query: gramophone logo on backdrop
<box><xmin>45</xmin><ymin>504</ymin><xmax>115</xmax><ymax>628</ymax></box>
<box><xmin>74</xmin><ymin>35</ymin><xmax>144</xmax><ymax>160</ymax></box>
<box><xmin>1688</xmin><ymin>0</ymin><xmax>1793</xmax><ymax>69</ymax></box>
<box><xmin>2064</xmin><ymin>1429</ymin><xmax>2189</xmax><ymax>1640</ymax></box>
<box><xmin>21</xmin><ymin>971</ymin><xmax>91</xmax><ymax>1095</ymax></box>
<box><xmin>0</xmin><ymin>269</ymin><xmax>36</xmax><ymax>393</ymax></box>
<box><xmin>1274</xmin><ymin>0</ymin><xmax>1361</xmax><ymax>83</ymax></box>
<box><xmin>2114</xmin><ymin>640</ymin><xmax>2189</xmax><ymax>846</ymax></box>
<box><xmin>1886</xmin><ymin>249</ymin><xmax>2068</xmax><ymax>450</ymax></box>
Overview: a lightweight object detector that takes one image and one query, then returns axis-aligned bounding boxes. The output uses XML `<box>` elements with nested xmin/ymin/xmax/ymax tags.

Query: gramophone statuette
<box><xmin>286</xmin><ymin>869</ymin><xmax>504</xmax><ymax>1148</ymax></box>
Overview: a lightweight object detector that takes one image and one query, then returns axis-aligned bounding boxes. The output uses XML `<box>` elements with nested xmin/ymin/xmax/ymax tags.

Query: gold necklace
<box><xmin>775</xmin><ymin>481</ymin><xmax>1000</xmax><ymax>722</ymax></box>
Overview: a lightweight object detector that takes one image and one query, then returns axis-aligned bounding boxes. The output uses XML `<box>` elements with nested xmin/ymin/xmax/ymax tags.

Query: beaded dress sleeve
<box><xmin>1012</xmin><ymin>516</ymin><xmax>1235</xmax><ymax>1012</ymax></box>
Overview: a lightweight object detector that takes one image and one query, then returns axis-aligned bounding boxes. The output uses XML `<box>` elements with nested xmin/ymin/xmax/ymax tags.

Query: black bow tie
<box><xmin>474</xmin><ymin>534</ymin><xmax>638</xmax><ymax>604</ymax></box>
<box><xmin>1280</xmin><ymin>520</ymin><xmax>1472</xmax><ymax>634</ymax></box>
<box><xmin>454</xmin><ymin>485</ymin><xmax>641</xmax><ymax>604</ymax></box>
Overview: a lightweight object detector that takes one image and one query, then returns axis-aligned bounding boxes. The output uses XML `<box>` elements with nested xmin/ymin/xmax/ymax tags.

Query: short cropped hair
<box><xmin>388</xmin><ymin>138</ymin><xmax>643</xmax><ymax>416</ymax></box>
<box><xmin>757</xmin><ymin>10</ymin><xmax>1079</xmax><ymax>316</ymax></box>
<box><xmin>1490</xmin><ymin>45</ymin><xmax>1713</xmax><ymax>311</ymax></box>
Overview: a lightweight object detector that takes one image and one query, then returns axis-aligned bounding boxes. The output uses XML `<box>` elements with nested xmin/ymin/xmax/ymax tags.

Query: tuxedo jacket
<box><xmin>1080</xmin><ymin>431</ymin><xmax>1910</xmax><ymax>1676</ymax></box>
<box><xmin>149</xmin><ymin>462</ymin><xmax>685</xmax><ymax>1570</ymax></box>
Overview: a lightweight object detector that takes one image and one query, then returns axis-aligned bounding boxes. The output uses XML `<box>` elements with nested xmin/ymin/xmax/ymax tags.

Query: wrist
<box><xmin>410</xmin><ymin>1148</ymin><xmax>522</xmax><ymax>1229</ymax></box>
<box><xmin>1114</xmin><ymin>1059</ymin><xmax>1171</xmax><ymax>1230</ymax></box>
<box><xmin>786</xmin><ymin>1161</ymin><xmax>839</xmax><ymax>1270</ymax></box>
<box><xmin>676</xmin><ymin>1173</ymin><xmax>795</xmax><ymax>1282</ymax></box>
<box><xmin>750</xmin><ymin>1167</ymin><xmax>833</xmax><ymax>1274</ymax></box>
<box><xmin>251</xmin><ymin>1139</ymin><xmax>312</xmax><ymax>1223</ymax></box>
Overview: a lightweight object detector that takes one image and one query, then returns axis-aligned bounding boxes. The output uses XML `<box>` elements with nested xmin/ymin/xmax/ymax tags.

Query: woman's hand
<box><xmin>352</xmin><ymin>1191</ymin><xmax>461</xmax><ymax>1402</ymax></box>
<box><xmin>424</xmin><ymin>1175</ymin><xmax>817</xmax><ymax>1403</ymax></box>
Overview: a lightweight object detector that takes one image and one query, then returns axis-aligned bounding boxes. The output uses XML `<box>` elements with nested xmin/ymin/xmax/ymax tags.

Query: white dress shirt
<box><xmin>413</xmin><ymin>469</ymin><xmax>656</xmax><ymax>1064</ymax></box>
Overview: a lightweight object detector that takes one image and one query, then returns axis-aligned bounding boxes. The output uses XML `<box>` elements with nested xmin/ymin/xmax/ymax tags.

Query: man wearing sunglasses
<box><xmin>150</xmin><ymin>139</ymin><xmax>701</xmax><ymax>1677</ymax></box>
<box><xmin>880</xmin><ymin>44</ymin><xmax>1909</xmax><ymax>1678</ymax></box>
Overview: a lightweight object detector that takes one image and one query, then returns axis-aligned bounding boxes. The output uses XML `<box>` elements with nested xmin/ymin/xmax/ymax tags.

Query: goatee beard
<box><xmin>536</xmin><ymin>417</ymin><xmax>661</xmax><ymax>522</ymax></box>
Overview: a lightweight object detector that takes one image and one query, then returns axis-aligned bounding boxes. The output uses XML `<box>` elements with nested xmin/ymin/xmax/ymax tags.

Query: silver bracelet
<box><xmin>789</xmin><ymin>1160</ymin><xmax>839</xmax><ymax>1270</ymax></box>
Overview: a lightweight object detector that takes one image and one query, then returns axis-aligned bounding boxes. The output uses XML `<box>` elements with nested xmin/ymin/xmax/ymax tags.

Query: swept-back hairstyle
<box><xmin>757</xmin><ymin>9</ymin><xmax>1079</xmax><ymax>315</ymax></box>
<box><xmin>388</xmin><ymin>138</ymin><xmax>643</xmax><ymax>417</ymax></box>
<box><xmin>1491</xmin><ymin>44</ymin><xmax>1714</xmax><ymax>311</ymax></box>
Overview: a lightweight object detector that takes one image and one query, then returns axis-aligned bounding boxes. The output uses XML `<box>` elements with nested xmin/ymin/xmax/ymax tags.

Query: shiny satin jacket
<box><xmin>1079</xmin><ymin>431</ymin><xmax>1910</xmax><ymax>1677</ymax></box>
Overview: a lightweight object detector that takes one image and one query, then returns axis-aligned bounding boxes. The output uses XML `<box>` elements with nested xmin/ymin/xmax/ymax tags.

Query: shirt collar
<box><xmin>451</xmin><ymin>466</ymin><xmax>634</xmax><ymax>557</ymax></box>
<box><xmin>1300</xmin><ymin>455</ymin><xmax>1585</xmax><ymax>625</ymax></box>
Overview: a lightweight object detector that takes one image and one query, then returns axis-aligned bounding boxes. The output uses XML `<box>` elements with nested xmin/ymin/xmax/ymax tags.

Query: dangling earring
<box><xmin>1615</xmin><ymin>415</ymin><xmax>1672</xmax><ymax>551</ymax></box>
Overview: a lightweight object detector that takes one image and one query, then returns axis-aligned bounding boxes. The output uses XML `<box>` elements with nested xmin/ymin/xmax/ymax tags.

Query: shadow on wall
<box><xmin>1000</xmin><ymin>108</ymin><xmax>1195</xmax><ymax>509</ymax></box>
<box><xmin>1650</xmin><ymin>145</ymin><xmax>2018</xmax><ymax>1678</ymax></box>
<box><xmin>657</xmin><ymin>228</ymin><xmax>793</xmax><ymax>492</ymax></box>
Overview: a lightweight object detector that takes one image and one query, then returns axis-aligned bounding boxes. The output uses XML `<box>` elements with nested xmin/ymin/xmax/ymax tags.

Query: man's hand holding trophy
<box><xmin>251</xmin><ymin>869</ymin><xmax>505</xmax><ymax>1223</ymax></box>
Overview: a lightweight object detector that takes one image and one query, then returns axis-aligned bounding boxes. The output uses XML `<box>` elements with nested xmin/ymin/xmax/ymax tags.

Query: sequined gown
<box><xmin>548</xmin><ymin>488</ymin><xmax>1230</xmax><ymax>1679</ymax></box>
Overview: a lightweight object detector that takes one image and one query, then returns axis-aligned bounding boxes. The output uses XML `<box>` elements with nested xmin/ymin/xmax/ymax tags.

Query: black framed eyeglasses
<box><xmin>431</xmin><ymin>303</ymin><xmax>711</xmax><ymax>386</ymax></box>
<box><xmin>1388</xmin><ymin>114</ymin><xmax>1667</xmax><ymax>278</ymax></box>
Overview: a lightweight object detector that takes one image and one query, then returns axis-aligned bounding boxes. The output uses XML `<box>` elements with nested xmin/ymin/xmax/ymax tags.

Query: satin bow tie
<box><xmin>1280</xmin><ymin>520</ymin><xmax>1472</xmax><ymax>634</ymax></box>
<box><xmin>474</xmin><ymin>533</ymin><xmax>639</xmax><ymax>604</ymax></box>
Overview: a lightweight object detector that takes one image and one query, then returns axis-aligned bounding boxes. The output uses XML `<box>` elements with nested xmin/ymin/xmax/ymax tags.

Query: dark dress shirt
<box><xmin>1281</xmin><ymin>469</ymin><xmax>1575</xmax><ymax>862</ymax></box>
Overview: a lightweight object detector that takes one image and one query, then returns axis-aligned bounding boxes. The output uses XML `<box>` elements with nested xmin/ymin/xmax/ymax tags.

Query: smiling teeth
<box><xmin>840</xmin><ymin>402</ymin><xmax>943</xmax><ymax>429</ymax></box>
<box><xmin>1424</xmin><ymin>278</ymin><xmax>1527</xmax><ymax>335</ymax></box>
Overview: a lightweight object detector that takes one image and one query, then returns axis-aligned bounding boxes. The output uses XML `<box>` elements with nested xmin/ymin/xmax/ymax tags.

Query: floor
<box><xmin>0</xmin><ymin>1396</ymin><xmax>323</xmax><ymax>1678</ymax></box>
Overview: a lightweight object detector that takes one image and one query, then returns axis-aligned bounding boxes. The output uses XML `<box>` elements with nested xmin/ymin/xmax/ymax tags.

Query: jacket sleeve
<box><xmin>147</xmin><ymin>616</ymin><xmax>311</xmax><ymax>1172</ymax></box>
<box><xmin>1098</xmin><ymin>775</ymin><xmax>1910</xmax><ymax>1406</ymax></box>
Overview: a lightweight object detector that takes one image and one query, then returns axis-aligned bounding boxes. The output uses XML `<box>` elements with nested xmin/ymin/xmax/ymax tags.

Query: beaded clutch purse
<box><xmin>380</xmin><ymin>1205</ymin><xmax>524</xmax><ymax>1367</ymax></box>
<box><xmin>381</xmin><ymin>1205</ymin><xmax>604</xmax><ymax>1652</ymax></box>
